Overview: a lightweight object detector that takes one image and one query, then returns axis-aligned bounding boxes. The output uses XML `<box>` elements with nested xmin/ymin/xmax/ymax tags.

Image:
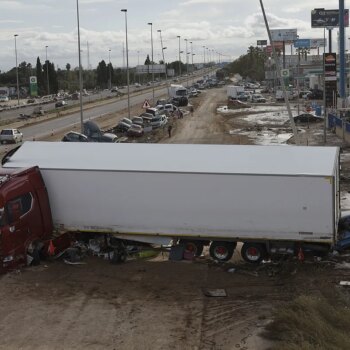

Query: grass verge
<box><xmin>263</xmin><ymin>292</ymin><xmax>350</xmax><ymax>350</ymax></box>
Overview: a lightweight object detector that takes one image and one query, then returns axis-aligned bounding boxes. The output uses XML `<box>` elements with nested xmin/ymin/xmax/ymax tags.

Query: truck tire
<box><xmin>209</xmin><ymin>241</ymin><xmax>235</xmax><ymax>262</ymax></box>
<box><xmin>241</xmin><ymin>243</ymin><xmax>267</xmax><ymax>264</ymax></box>
<box><xmin>179</xmin><ymin>240</ymin><xmax>204</xmax><ymax>257</ymax></box>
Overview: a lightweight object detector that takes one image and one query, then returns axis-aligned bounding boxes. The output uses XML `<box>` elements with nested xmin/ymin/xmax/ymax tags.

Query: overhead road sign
<box><xmin>311</xmin><ymin>8</ymin><xmax>349</xmax><ymax>28</ymax></box>
<box><xmin>294</xmin><ymin>39</ymin><xmax>311</xmax><ymax>48</ymax></box>
<box><xmin>136</xmin><ymin>64</ymin><xmax>166</xmax><ymax>74</ymax></box>
<box><xmin>270</xmin><ymin>28</ymin><xmax>298</xmax><ymax>42</ymax></box>
<box><xmin>310</xmin><ymin>38</ymin><xmax>327</xmax><ymax>48</ymax></box>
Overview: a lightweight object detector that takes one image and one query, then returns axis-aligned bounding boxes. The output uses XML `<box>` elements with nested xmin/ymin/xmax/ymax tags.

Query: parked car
<box><xmin>55</xmin><ymin>100</ymin><xmax>67</xmax><ymax>108</ymax></box>
<box><xmin>62</xmin><ymin>131</ymin><xmax>89</xmax><ymax>142</ymax></box>
<box><xmin>132</xmin><ymin>116</ymin><xmax>144</xmax><ymax>126</ymax></box>
<box><xmin>164</xmin><ymin>103</ymin><xmax>178</xmax><ymax>113</ymax></box>
<box><xmin>0</xmin><ymin>96</ymin><xmax>9</xmax><ymax>102</ymax></box>
<box><xmin>189</xmin><ymin>89</ymin><xmax>199</xmax><ymax>97</ymax></box>
<box><xmin>293</xmin><ymin>113</ymin><xmax>323</xmax><ymax>123</ymax></box>
<box><xmin>99</xmin><ymin>133</ymin><xmax>119</xmax><ymax>142</ymax></box>
<box><xmin>111</xmin><ymin>87</ymin><xmax>119</xmax><ymax>92</ymax></box>
<box><xmin>114</xmin><ymin>121</ymin><xmax>131</xmax><ymax>133</ymax></box>
<box><xmin>0</xmin><ymin>128</ymin><xmax>23</xmax><ymax>144</ymax></box>
<box><xmin>171</xmin><ymin>96</ymin><xmax>188</xmax><ymax>107</ymax></box>
<box><xmin>299</xmin><ymin>90</ymin><xmax>312</xmax><ymax>98</ymax></box>
<box><xmin>83</xmin><ymin>120</ymin><xmax>118</xmax><ymax>142</ymax></box>
<box><xmin>251</xmin><ymin>94</ymin><xmax>266</xmax><ymax>103</ymax></box>
<box><xmin>146</xmin><ymin>107</ymin><xmax>159</xmax><ymax>116</ymax></box>
<box><xmin>120</xmin><ymin>117</ymin><xmax>133</xmax><ymax>126</ymax></box>
<box><xmin>307</xmin><ymin>89</ymin><xmax>323</xmax><ymax>100</ymax></box>
<box><xmin>127</xmin><ymin>124</ymin><xmax>144</xmax><ymax>137</ymax></box>
<box><xmin>151</xmin><ymin>115</ymin><xmax>168</xmax><ymax>129</ymax></box>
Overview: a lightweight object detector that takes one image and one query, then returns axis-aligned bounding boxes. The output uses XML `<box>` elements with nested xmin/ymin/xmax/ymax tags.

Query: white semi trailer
<box><xmin>3</xmin><ymin>142</ymin><xmax>341</xmax><ymax>263</ymax></box>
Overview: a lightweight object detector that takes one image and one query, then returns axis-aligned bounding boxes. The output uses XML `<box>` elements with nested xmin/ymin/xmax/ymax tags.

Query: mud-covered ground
<box><xmin>1</xmin><ymin>87</ymin><xmax>350</xmax><ymax>350</ymax></box>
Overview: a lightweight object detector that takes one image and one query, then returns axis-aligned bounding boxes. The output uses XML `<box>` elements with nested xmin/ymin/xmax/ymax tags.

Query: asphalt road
<box><xmin>0</xmin><ymin>70</ymin><xmax>215</xmax><ymax>152</ymax></box>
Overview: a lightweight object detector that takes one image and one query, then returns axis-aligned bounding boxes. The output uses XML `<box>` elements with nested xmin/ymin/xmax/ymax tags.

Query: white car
<box><xmin>0</xmin><ymin>129</ymin><xmax>23</xmax><ymax>144</ymax></box>
<box><xmin>0</xmin><ymin>95</ymin><xmax>9</xmax><ymax>102</ymax></box>
<box><xmin>251</xmin><ymin>94</ymin><xmax>266</xmax><ymax>103</ymax></box>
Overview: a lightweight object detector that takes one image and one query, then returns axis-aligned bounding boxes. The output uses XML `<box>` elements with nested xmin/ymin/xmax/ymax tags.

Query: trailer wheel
<box><xmin>241</xmin><ymin>243</ymin><xmax>267</xmax><ymax>264</ymax></box>
<box><xmin>209</xmin><ymin>241</ymin><xmax>235</xmax><ymax>262</ymax></box>
<box><xmin>179</xmin><ymin>240</ymin><xmax>204</xmax><ymax>257</ymax></box>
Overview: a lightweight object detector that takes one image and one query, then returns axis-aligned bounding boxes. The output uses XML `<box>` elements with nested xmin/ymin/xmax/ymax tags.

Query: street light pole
<box><xmin>14</xmin><ymin>34</ymin><xmax>20</xmax><ymax>105</ymax></box>
<box><xmin>108</xmin><ymin>49</ymin><xmax>111</xmax><ymax>89</ymax></box>
<box><xmin>203</xmin><ymin>46</ymin><xmax>206</xmax><ymax>71</ymax></box>
<box><xmin>190</xmin><ymin>41</ymin><xmax>194</xmax><ymax>83</ymax></box>
<box><xmin>184</xmin><ymin>39</ymin><xmax>189</xmax><ymax>87</ymax></box>
<box><xmin>177</xmin><ymin>35</ymin><xmax>181</xmax><ymax>77</ymax></box>
<box><xmin>121</xmin><ymin>9</ymin><xmax>130</xmax><ymax>119</ymax></box>
<box><xmin>158</xmin><ymin>29</ymin><xmax>169</xmax><ymax>97</ymax></box>
<box><xmin>76</xmin><ymin>0</ymin><xmax>84</xmax><ymax>133</ymax></box>
<box><xmin>45</xmin><ymin>45</ymin><xmax>50</xmax><ymax>95</ymax></box>
<box><xmin>148</xmin><ymin>22</ymin><xmax>155</xmax><ymax>104</ymax></box>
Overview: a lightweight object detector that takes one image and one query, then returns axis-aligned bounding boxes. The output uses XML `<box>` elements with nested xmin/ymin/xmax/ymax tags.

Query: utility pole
<box><xmin>259</xmin><ymin>0</ymin><xmax>299</xmax><ymax>145</ymax></box>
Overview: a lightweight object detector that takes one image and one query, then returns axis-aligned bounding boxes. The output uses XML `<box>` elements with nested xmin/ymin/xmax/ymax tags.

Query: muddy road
<box><xmin>1</xmin><ymin>86</ymin><xmax>350</xmax><ymax>350</ymax></box>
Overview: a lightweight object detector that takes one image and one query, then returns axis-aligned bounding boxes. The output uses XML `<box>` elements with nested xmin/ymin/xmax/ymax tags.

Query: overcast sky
<box><xmin>0</xmin><ymin>0</ymin><xmax>345</xmax><ymax>71</ymax></box>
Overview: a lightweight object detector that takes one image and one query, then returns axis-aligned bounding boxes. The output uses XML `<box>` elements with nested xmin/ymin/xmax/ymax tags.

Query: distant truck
<box><xmin>169</xmin><ymin>84</ymin><xmax>187</xmax><ymax>98</ymax></box>
<box><xmin>227</xmin><ymin>85</ymin><xmax>245</xmax><ymax>99</ymax></box>
<box><xmin>0</xmin><ymin>142</ymin><xmax>347</xmax><ymax>272</ymax></box>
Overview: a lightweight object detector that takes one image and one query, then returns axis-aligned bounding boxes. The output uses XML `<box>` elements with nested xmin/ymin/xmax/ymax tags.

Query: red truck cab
<box><xmin>0</xmin><ymin>166</ymin><xmax>53</xmax><ymax>272</ymax></box>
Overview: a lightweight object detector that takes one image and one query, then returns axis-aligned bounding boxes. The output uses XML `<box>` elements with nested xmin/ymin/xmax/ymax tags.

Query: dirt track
<box><xmin>1</xmin><ymin>87</ymin><xmax>350</xmax><ymax>350</ymax></box>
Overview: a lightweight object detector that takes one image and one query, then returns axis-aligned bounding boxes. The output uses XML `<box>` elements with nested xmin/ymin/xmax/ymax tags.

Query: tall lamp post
<box><xmin>190</xmin><ymin>41</ymin><xmax>194</xmax><ymax>82</ymax></box>
<box><xmin>148</xmin><ymin>22</ymin><xmax>155</xmax><ymax>104</ymax></box>
<box><xmin>177</xmin><ymin>35</ymin><xmax>181</xmax><ymax>77</ymax></box>
<box><xmin>184</xmin><ymin>38</ymin><xmax>189</xmax><ymax>87</ymax></box>
<box><xmin>45</xmin><ymin>45</ymin><xmax>50</xmax><ymax>95</ymax></box>
<box><xmin>14</xmin><ymin>34</ymin><xmax>19</xmax><ymax>105</ymax></box>
<box><xmin>203</xmin><ymin>46</ymin><xmax>206</xmax><ymax>73</ymax></box>
<box><xmin>108</xmin><ymin>49</ymin><xmax>111</xmax><ymax>90</ymax></box>
<box><xmin>121</xmin><ymin>9</ymin><xmax>130</xmax><ymax>119</ymax></box>
<box><xmin>76</xmin><ymin>0</ymin><xmax>84</xmax><ymax>132</ymax></box>
<box><xmin>157</xmin><ymin>29</ymin><xmax>169</xmax><ymax>96</ymax></box>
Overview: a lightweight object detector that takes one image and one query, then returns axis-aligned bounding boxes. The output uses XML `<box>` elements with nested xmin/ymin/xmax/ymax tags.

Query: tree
<box><xmin>222</xmin><ymin>46</ymin><xmax>266</xmax><ymax>81</ymax></box>
<box><xmin>36</xmin><ymin>57</ymin><xmax>45</xmax><ymax>96</ymax></box>
<box><xmin>96</xmin><ymin>60</ymin><xmax>108</xmax><ymax>88</ymax></box>
<box><xmin>66</xmin><ymin>63</ymin><xmax>71</xmax><ymax>71</ymax></box>
<box><xmin>144</xmin><ymin>55</ymin><xmax>151</xmax><ymax>65</ymax></box>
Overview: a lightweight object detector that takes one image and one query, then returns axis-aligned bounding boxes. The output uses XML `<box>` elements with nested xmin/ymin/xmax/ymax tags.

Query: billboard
<box><xmin>294</xmin><ymin>38</ymin><xmax>327</xmax><ymax>49</ymax></box>
<box><xmin>266</xmin><ymin>41</ymin><xmax>284</xmax><ymax>54</ymax></box>
<box><xmin>311</xmin><ymin>8</ymin><xmax>349</xmax><ymax>28</ymax></box>
<box><xmin>294</xmin><ymin>39</ymin><xmax>311</xmax><ymax>48</ymax></box>
<box><xmin>270</xmin><ymin>28</ymin><xmax>298</xmax><ymax>42</ymax></box>
<box><xmin>257</xmin><ymin>40</ymin><xmax>267</xmax><ymax>46</ymax></box>
<box><xmin>310</xmin><ymin>38</ymin><xmax>327</xmax><ymax>48</ymax></box>
<box><xmin>136</xmin><ymin>64</ymin><xmax>166</xmax><ymax>74</ymax></box>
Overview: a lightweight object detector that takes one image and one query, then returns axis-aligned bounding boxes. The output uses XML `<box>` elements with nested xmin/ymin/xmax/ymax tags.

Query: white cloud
<box><xmin>0</xmin><ymin>0</ymin><xmax>345</xmax><ymax>70</ymax></box>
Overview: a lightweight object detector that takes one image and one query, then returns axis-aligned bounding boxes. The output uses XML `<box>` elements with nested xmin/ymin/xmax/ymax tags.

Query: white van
<box><xmin>151</xmin><ymin>115</ymin><xmax>168</xmax><ymax>129</ymax></box>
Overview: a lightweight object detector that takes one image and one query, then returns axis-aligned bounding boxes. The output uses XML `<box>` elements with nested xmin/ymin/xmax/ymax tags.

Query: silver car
<box><xmin>0</xmin><ymin>129</ymin><xmax>23</xmax><ymax>144</ymax></box>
